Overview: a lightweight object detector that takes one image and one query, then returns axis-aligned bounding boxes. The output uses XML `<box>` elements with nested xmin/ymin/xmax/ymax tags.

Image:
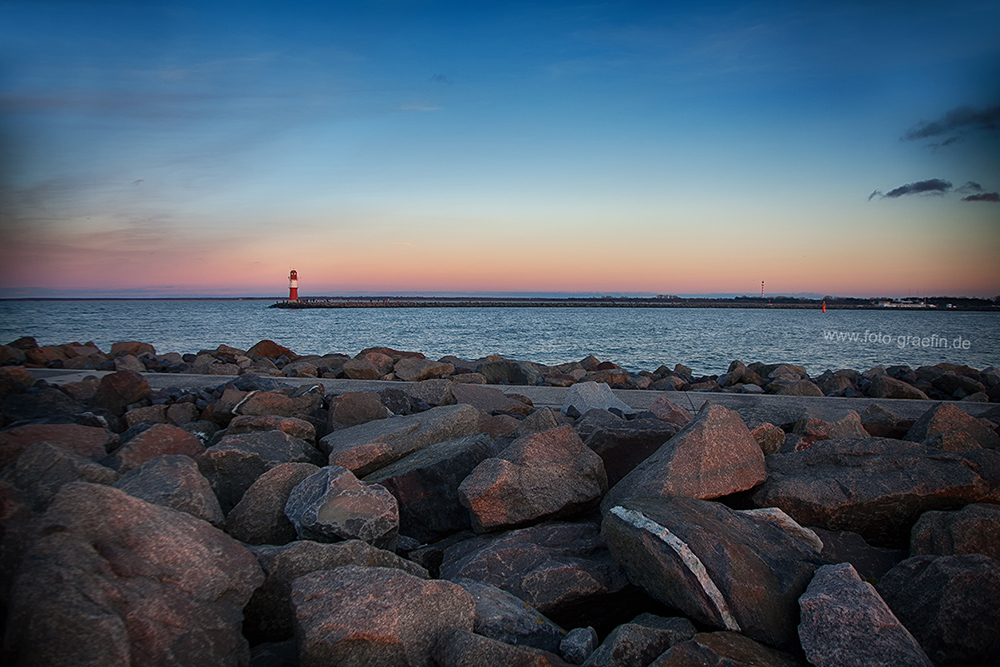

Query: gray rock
<box><xmin>226</xmin><ymin>462</ymin><xmax>321</xmax><ymax>545</ymax></box>
<box><xmin>3</xmin><ymin>442</ymin><xmax>118</xmax><ymax>512</ymax></box>
<box><xmin>752</xmin><ymin>438</ymin><xmax>1000</xmax><ymax>547</ymax></box>
<box><xmin>561</xmin><ymin>382</ymin><xmax>635</xmax><ymax>418</ymax></box>
<box><xmin>451</xmin><ymin>382</ymin><xmax>533</xmax><ymax>416</ymax></box>
<box><xmin>583</xmin><ymin>418</ymin><xmax>678</xmax><ymax>488</ymax></box>
<box><xmin>439</xmin><ymin>521</ymin><xmax>627</xmax><ymax>616</ymax></box>
<box><xmin>320</xmin><ymin>403</ymin><xmax>481</xmax><ymax>476</ymax></box>
<box><xmin>327</xmin><ymin>391</ymin><xmax>388</xmax><ymax>430</ymax></box>
<box><xmin>791</xmin><ymin>407</ymin><xmax>868</xmax><ymax>448</ymax></box>
<box><xmin>877</xmin><ymin>554</ymin><xmax>1000</xmax><ymax>667</ymax></box>
<box><xmin>810</xmin><ymin>527</ymin><xmax>906</xmax><ymax>583</ymax></box>
<box><xmin>869</xmin><ymin>374</ymin><xmax>929</xmax><ymax>400</ymax></box>
<box><xmin>198</xmin><ymin>430</ymin><xmax>324</xmax><ymax>514</ymax></box>
<box><xmin>602</xmin><ymin>497</ymin><xmax>826</xmax><ymax>649</ymax></box>
<box><xmin>459</xmin><ymin>425</ymin><xmax>608</xmax><ymax>532</ymax></box>
<box><xmin>910</xmin><ymin>502</ymin><xmax>1000</xmax><ymax>558</ymax></box>
<box><xmin>798</xmin><ymin>563</ymin><xmax>933</xmax><ymax>667</ymax></box>
<box><xmin>602</xmin><ymin>403</ymin><xmax>765</xmax><ymax>511</ymax></box>
<box><xmin>452</xmin><ymin>577</ymin><xmax>566</xmax><ymax>654</ymax></box>
<box><xmin>514</xmin><ymin>407</ymin><xmax>562</xmax><ymax>437</ymax></box>
<box><xmin>582</xmin><ymin>614</ymin><xmax>696</xmax><ymax>667</ymax></box>
<box><xmin>776</xmin><ymin>379</ymin><xmax>824</xmax><ymax>397</ymax></box>
<box><xmin>432</xmin><ymin>628</ymin><xmax>571</xmax><ymax>666</ymax></box>
<box><xmin>102</xmin><ymin>422</ymin><xmax>205</xmax><ymax>472</ymax></box>
<box><xmin>227</xmin><ymin>414</ymin><xmax>316</xmax><ymax>443</ymax></box>
<box><xmin>476</xmin><ymin>359</ymin><xmax>543</xmax><ymax>386</ymax></box>
<box><xmin>113</xmin><ymin>454</ymin><xmax>224</xmax><ymax>527</ymax></box>
<box><xmin>651</xmin><ymin>631</ymin><xmax>806</xmax><ymax>667</ymax></box>
<box><xmin>291</xmin><ymin>565</ymin><xmax>474</xmax><ymax>667</ymax></box>
<box><xmin>905</xmin><ymin>402</ymin><xmax>1000</xmax><ymax>450</ymax></box>
<box><xmin>284</xmin><ymin>465</ymin><xmax>398</xmax><ymax>549</ymax></box>
<box><xmin>561</xmin><ymin>626</ymin><xmax>598</xmax><ymax>664</ymax></box>
<box><xmin>405</xmin><ymin>378</ymin><xmax>456</xmax><ymax>406</ymax></box>
<box><xmin>245</xmin><ymin>539</ymin><xmax>427</xmax><ymax>642</ymax></box>
<box><xmin>861</xmin><ymin>403</ymin><xmax>914</xmax><ymax>439</ymax></box>
<box><xmin>3</xmin><ymin>483</ymin><xmax>263</xmax><ymax>667</ymax></box>
<box><xmin>365</xmin><ymin>434</ymin><xmax>498</xmax><ymax>543</ymax></box>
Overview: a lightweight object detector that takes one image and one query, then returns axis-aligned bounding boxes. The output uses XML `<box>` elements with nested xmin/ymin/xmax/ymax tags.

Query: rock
<box><xmin>810</xmin><ymin>527</ymin><xmax>907</xmax><ymax>583</ymax></box>
<box><xmin>2</xmin><ymin>386</ymin><xmax>83</xmax><ymax>422</ymax></box>
<box><xmin>247</xmin><ymin>339</ymin><xmax>297</xmax><ymax>359</ymax></box>
<box><xmin>561</xmin><ymin>626</ymin><xmax>598</xmax><ymax>664</ymax></box>
<box><xmin>752</xmin><ymin>438</ymin><xmax>1000</xmax><ymax>547</ymax></box>
<box><xmin>198</xmin><ymin>430</ymin><xmax>324</xmax><ymax>513</ymax></box>
<box><xmin>378</xmin><ymin>387</ymin><xmax>428</xmax><ymax>415</ymax></box>
<box><xmin>89</xmin><ymin>369</ymin><xmax>151</xmax><ymax>415</ymax></box>
<box><xmin>0</xmin><ymin>366</ymin><xmax>34</xmax><ymax>398</ymax></box>
<box><xmin>3</xmin><ymin>442</ymin><xmax>119</xmax><ymax>511</ymax></box>
<box><xmin>227</xmin><ymin>414</ymin><xmax>316</xmax><ymax>443</ymax></box>
<box><xmin>328</xmin><ymin>391</ymin><xmax>388</xmax><ymax>430</ymax></box>
<box><xmin>165</xmin><ymin>401</ymin><xmax>200</xmax><ymax>426</ymax></box>
<box><xmin>791</xmin><ymin>407</ymin><xmax>868</xmax><ymax>448</ymax></box>
<box><xmin>877</xmin><ymin>554</ymin><xmax>1000</xmax><ymax>667</ymax></box>
<box><xmin>582</xmin><ymin>418</ymin><xmax>678</xmax><ymax>488</ymax></box>
<box><xmin>905</xmin><ymin>402</ymin><xmax>1000</xmax><ymax>450</ymax></box>
<box><xmin>452</xmin><ymin>577</ymin><xmax>566</xmax><ymax>654</ymax></box>
<box><xmin>459</xmin><ymin>425</ymin><xmax>608</xmax><ymax>532</ymax></box>
<box><xmin>0</xmin><ymin>423</ymin><xmax>115</xmax><ymax>468</ymax></box>
<box><xmin>452</xmin><ymin>383</ymin><xmax>533</xmax><ymax>416</ymax></box>
<box><xmin>103</xmin><ymin>422</ymin><xmax>205</xmax><ymax>472</ymax></box>
<box><xmin>235</xmin><ymin>390</ymin><xmax>322</xmax><ymax>419</ymax></box>
<box><xmin>365</xmin><ymin>434</ymin><xmax>498</xmax><ymax>543</ymax></box>
<box><xmin>439</xmin><ymin>521</ymin><xmax>628</xmax><ymax>616</ymax></box>
<box><xmin>586</xmin><ymin>369</ymin><xmax>631</xmax><ymax>389</ymax></box>
<box><xmin>910</xmin><ymin>502</ymin><xmax>1000</xmax><ymax>558</ymax></box>
<box><xmin>359</xmin><ymin>345</ymin><xmax>425</xmax><ymax>361</ymax></box>
<box><xmin>340</xmin><ymin>358</ymin><xmax>382</xmax><ymax>380</ymax></box>
<box><xmin>406</xmin><ymin>378</ymin><xmax>456</xmax><ymax>406</ymax></box>
<box><xmin>861</xmin><ymin>403</ymin><xmax>915</xmax><ymax>439</ymax></box>
<box><xmin>582</xmin><ymin>614</ymin><xmax>696</xmax><ymax>667</ymax></box>
<box><xmin>112</xmin><ymin>454</ymin><xmax>224</xmax><ymax>526</ymax></box>
<box><xmin>602</xmin><ymin>403</ymin><xmax>765</xmax><ymax>510</ymax></box>
<box><xmin>602</xmin><ymin>497</ymin><xmax>826</xmax><ymax>649</ymax></box>
<box><xmin>515</xmin><ymin>407</ymin><xmax>562</xmax><ymax>437</ymax></box>
<box><xmin>354</xmin><ymin>350</ymin><xmax>395</xmax><ymax>374</ymax></box>
<box><xmin>225</xmin><ymin>462</ymin><xmax>321</xmax><ymax>545</ymax></box>
<box><xmin>3</xmin><ymin>483</ymin><xmax>263</xmax><ymax>667</ymax></box>
<box><xmin>320</xmin><ymin>403</ymin><xmax>481</xmax><ymax>476</ymax></box>
<box><xmin>798</xmin><ymin>563</ymin><xmax>933</xmax><ymax>667</ymax></box>
<box><xmin>113</xmin><ymin>354</ymin><xmax>147</xmax><ymax>374</ymax></box>
<box><xmin>477</xmin><ymin>359</ymin><xmax>543</xmax><ymax>386</ymax></box>
<box><xmin>647</xmin><ymin>395</ymin><xmax>693</xmax><ymax>427</ymax></box>
<box><xmin>750</xmin><ymin>422</ymin><xmax>785</xmax><ymax>456</ymax></box>
<box><xmin>561</xmin><ymin>382</ymin><xmax>635</xmax><ymax>418</ymax></box>
<box><xmin>776</xmin><ymin>379</ymin><xmax>824</xmax><ymax>397</ymax></box>
<box><xmin>291</xmin><ymin>565</ymin><xmax>474</xmax><ymax>667</ymax></box>
<box><xmin>432</xmin><ymin>628</ymin><xmax>572</xmax><ymax>667</ymax></box>
<box><xmin>110</xmin><ymin>341</ymin><xmax>156</xmax><ymax>357</ymax></box>
<box><xmin>284</xmin><ymin>465</ymin><xmax>398</xmax><ymax>549</ymax></box>
<box><xmin>651</xmin><ymin>631</ymin><xmax>806</xmax><ymax>667</ymax></box>
<box><xmin>394</xmin><ymin>357</ymin><xmax>455</xmax><ymax>382</ymax></box>
<box><xmin>245</xmin><ymin>540</ymin><xmax>427</xmax><ymax>642</ymax></box>
<box><xmin>932</xmin><ymin>372</ymin><xmax>987</xmax><ymax>398</ymax></box>
<box><xmin>869</xmin><ymin>374</ymin><xmax>930</xmax><ymax>400</ymax></box>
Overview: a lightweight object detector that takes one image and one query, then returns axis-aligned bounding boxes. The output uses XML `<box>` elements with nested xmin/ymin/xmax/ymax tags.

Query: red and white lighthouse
<box><xmin>288</xmin><ymin>269</ymin><xmax>298</xmax><ymax>301</ymax></box>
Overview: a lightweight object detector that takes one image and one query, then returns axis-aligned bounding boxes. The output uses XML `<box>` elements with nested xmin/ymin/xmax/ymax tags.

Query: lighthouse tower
<box><xmin>288</xmin><ymin>270</ymin><xmax>298</xmax><ymax>301</ymax></box>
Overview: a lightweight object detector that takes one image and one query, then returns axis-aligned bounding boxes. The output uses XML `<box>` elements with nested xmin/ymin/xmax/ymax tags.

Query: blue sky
<box><xmin>1</xmin><ymin>0</ymin><xmax>998</xmax><ymax>297</ymax></box>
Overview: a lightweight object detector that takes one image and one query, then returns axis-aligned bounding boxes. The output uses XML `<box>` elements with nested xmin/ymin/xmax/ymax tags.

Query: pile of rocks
<box><xmin>3</xmin><ymin>337</ymin><xmax>998</xmax><ymax>403</ymax></box>
<box><xmin>1</xmin><ymin>351</ymin><xmax>999</xmax><ymax>664</ymax></box>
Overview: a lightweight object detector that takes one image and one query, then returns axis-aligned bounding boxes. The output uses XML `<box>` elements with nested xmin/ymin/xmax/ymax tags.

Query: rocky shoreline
<box><xmin>1</xmin><ymin>336</ymin><xmax>999</xmax><ymax>666</ymax></box>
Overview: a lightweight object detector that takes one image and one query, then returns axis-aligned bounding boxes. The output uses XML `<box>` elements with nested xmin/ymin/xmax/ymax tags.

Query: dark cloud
<box><xmin>903</xmin><ymin>104</ymin><xmax>1000</xmax><ymax>141</ymax></box>
<box><xmin>956</xmin><ymin>181</ymin><xmax>983</xmax><ymax>194</ymax></box>
<box><xmin>430</xmin><ymin>74</ymin><xmax>453</xmax><ymax>84</ymax></box>
<box><xmin>962</xmin><ymin>192</ymin><xmax>1000</xmax><ymax>203</ymax></box>
<box><xmin>882</xmin><ymin>179</ymin><xmax>952</xmax><ymax>198</ymax></box>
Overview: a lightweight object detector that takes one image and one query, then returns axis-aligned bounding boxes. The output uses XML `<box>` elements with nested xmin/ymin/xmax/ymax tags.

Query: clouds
<box><xmin>902</xmin><ymin>104</ymin><xmax>1000</xmax><ymax>142</ymax></box>
<box><xmin>869</xmin><ymin>179</ymin><xmax>999</xmax><ymax>203</ymax></box>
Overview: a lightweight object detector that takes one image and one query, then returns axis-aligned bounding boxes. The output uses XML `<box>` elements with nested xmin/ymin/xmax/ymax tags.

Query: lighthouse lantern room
<box><xmin>288</xmin><ymin>270</ymin><xmax>298</xmax><ymax>301</ymax></box>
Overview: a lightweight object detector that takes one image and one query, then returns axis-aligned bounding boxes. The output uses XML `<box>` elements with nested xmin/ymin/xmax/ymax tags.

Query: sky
<box><xmin>1</xmin><ymin>0</ymin><xmax>999</xmax><ymax>299</ymax></box>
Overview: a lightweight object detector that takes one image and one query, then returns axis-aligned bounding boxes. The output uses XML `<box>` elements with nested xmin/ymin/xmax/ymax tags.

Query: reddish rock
<box><xmin>394</xmin><ymin>357</ymin><xmax>455</xmax><ymax>382</ymax></box>
<box><xmin>910</xmin><ymin>503</ymin><xmax>1000</xmax><ymax>558</ymax></box>
<box><xmin>59</xmin><ymin>378</ymin><xmax>101</xmax><ymax>402</ymax></box>
<box><xmin>89</xmin><ymin>369</ymin><xmax>151</xmax><ymax>415</ymax></box>
<box><xmin>406</xmin><ymin>378</ymin><xmax>456</xmax><ymax>406</ymax></box>
<box><xmin>791</xmin><ymin>407</ymin><xmax>868</xmax><ymax>449</ymax></box>
<box><xmin>751</xmin><ymin>422</ymin><xmax>786</xmax><ymax>456</ymax></box>
<box><xmin>110</xmin><ymin>341</ymin><xmax>156</xmax><ymax>357</ymax></box>
<box><xmin>0</xmin><ymin>423</ymin><xmax>115</xmax><ymax>468</ymax></box>
<box><xmin>104</xmin><ymin>423</ymin><xmax>205</xmax><ymax>472</ymax></box>
<box><xmin>353</xmin><ymin>350</ymin><xmax>395</xmax><ymax>375</ymax></box>
<box><xmin>165</xmin><ymin>401</ymin><xmax>200</xmax><ymax>426</ymax></box>
<box><xmin>291</xmin><ymin>566</ymin><xmax>474</xmax><ymax>667</ymax></box>
<box><xmin>647</xmin><ymin>395</ymin><xmax>693</xmax><ymax>427</ymax></box>
<box><xmin>0</xmin><ymin>346</ymin><xmax>27</xmax><ymax>365</ymax></box>
<box><xmin>777</xmin><ymin>380</ymin><xmax>824</xmax><ymax>397</ymax></box>
<box><xmin>653</xmin><ymin>631</ymin><xmax>806</xmax><ymax>667</ymax></box>
<box><xmin>905</xmin><ymin>402</ymin><xmax>1000</xmax><ymax>450</ymax></box>
<box><xmin>247</xmin><ymin>339</ymin><xmax>297</xmax><ymax>359</ymax></box>
<box><xmin>328</xmin><ymin>391</ymin><xmax>388</xmax><ymax>430</ymax></box>
<box><xmin>123</xmin><ymin>403</ymin><xmax>169</xmax><ymax>428</ymax></box>
<box><xmin>6</xmin><ymin>442</ymin><xmax>120</xmax><ymax>511</ymax></box>
<box><xmin>861</xmin><ymin>404</ymin><xmax>915</xmax><ymax>439</ymax></box>
<box><xmin>869</xmin><ymin>374</ymin><xmax>930</xmax><ymax>400</ymax></box>
<box><xmin>226</xmin><ymin>462</ymin><xmax>321</xmax><ymax>545</ymax></box>
<box><xmin>433</xmin><ymin>629</ymin><xmax>572</xmax><ymax>667</ymax></box>
<box><xmin>0</xmin><ymin>366</ymin><xmax>35</xmax><ymax>399</ymax></box>
<box><xmin>587</xmin><ymin>369</ymin><xmax>631</xmax><ymax>388</ymax></box>
<box><xmin>112</xmin><ymin>454</ymin><xmax>224</xmax><ymax>527</ymax></box>
<box><xmin>23</xmin><ymin>345</ymin><xmax>70</xmax><ymax>366</ymax></box>
<box><xmin>452</xmin><ymin>383</ymin><xmax>533</xmax><ymax>416</ymax></box>
<box><xmin>341</xmin><ymin>358</ymin><xmax>382</xmax><ymax>380</ymax></box>
<box><xmin>358</xmin><ymin>346</ymin><xmax>425</xmax><ymax>361</ymax></box>
<box><xmin>227</xmin><ymin>414</ymin><xmax>316</xmax><ymax>443</ymax></box>
<box><xmin>236</xmin><ymin>390</ymin><xmax>322</xmax><ymax>418</ymax></box>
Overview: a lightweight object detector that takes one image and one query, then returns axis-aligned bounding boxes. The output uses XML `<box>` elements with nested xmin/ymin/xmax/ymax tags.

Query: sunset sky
<box><xmin>1</xmin><ymin>0</ymin><xmax>998</xmax><ymax>298</ymax></box>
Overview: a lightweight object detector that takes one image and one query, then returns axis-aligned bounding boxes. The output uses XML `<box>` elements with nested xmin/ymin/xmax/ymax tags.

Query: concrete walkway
<box><xmin>29</xmin><ymin>369</ymin><xmax>998</xmax><ymax>424</ymax></box>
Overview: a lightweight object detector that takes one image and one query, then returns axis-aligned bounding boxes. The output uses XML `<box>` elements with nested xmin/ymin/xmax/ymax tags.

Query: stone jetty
<box><xmin>1</xmin><ymin>336</ymin><xmax>999</xmax><ymax>666</ymax></box>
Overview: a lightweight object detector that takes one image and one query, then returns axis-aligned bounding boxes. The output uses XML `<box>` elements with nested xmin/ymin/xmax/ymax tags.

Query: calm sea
<box><xmin>1</xmin><ymin>301</ymin><xmax>997</xmax><ymax>377</ymax></box>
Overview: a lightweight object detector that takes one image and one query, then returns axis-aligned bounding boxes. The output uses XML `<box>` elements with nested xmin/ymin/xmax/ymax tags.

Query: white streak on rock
<box><xmin>610</xmin><ymin>505</ymin><xmax>740</xmax><ymax>632</ymax></box>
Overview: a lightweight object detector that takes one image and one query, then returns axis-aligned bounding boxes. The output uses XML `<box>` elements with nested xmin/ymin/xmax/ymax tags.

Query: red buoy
<box><xmin>288</xmin><ymin>269</ymin><xmax>298</xmax><ymax>301</ymax></box>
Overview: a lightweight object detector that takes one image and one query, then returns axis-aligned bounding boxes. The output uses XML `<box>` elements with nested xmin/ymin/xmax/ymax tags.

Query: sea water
<box><xmin>1</xmin><ymin>300</ymin><xmax>997</xmax><ymax>377</ymax></box>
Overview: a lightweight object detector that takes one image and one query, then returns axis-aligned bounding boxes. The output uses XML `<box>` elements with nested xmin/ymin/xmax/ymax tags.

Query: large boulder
<box><xmin>904</xmin><ymin>402</ymin><xmax>1000</xmax><ymax>451</ymax></box>
<box><xmin>752</xmin><ymin>438</ymin><xmax>1000</xmax><ymax>547</ymax></box>
<box><xmin>102</xmin><ymin>423</ymin><xmax>205</xmax><ymax>472</ymax></box>
<box><xmin>3</xmin><ymin>442</ymin><xmax>119</xmax><ymax>511</ymax></box>
<box><xmin>646</xmin><ymin>395</ymin><xmax>693</xmax><ymax>427</ymax></box>
<box><xmin>2</xmin><ymin>483</ymin><xmax>263</xmax><ymax>667</ymax></box>
<box><xmin>112</xmin><ymin>454</ymin><xmax>224</xmax><ymax>527</ymax></box>
<box><xmin>451</xmin><ymin>383</ymin><xmax>533</xmax><ymax>416</ymax></box>
<box><xmin>909</xmin><ymin>502</ymin><xmax>1000</xmax><ymax>558</ymax></box>
<box><xmin>284</xmin><ymin>465</ymin><xmax>398</xmax><ymax>550</ymax></box>
<box><xmin>394</xmin><ymin>357</ymin><xmax>455</xmax><ymax>382</ymax></box>
<box><xmin>651</xmin><ymin>631</ymin><xmax>806</xmax><ymax>667</ymax></box>
<box><xmin>877</xmin><ymin>554</ymin><xmax>1000</xmax><ymax>667</ymax></box>
<box><xmin>2</xmin><ymin>386</ymin><xmax>83</xmax><ymax>422</ymax></box>
<box><xmin>869</xmin><ymin>374</ymin><xmax>929</xmax><ymax>400</ymax></box>
<box><xmin>88</xmin><ymin>369</ymin><xmax>151</xmax><ymax>415</ymax></box>
<box><xmin>603</xmin><ymin>404</ymin><xmax>765</xmax><ymax>510</ymax></box>
<box><xmin>452</xmin><ymin>577</ymin><xmax>566</xmax><ymax>654</ymax></box>
<box><xmin>582</xmin><ymin>418</ymin><xmax>679</xmax><ymax>488</ymax></box>
<box><xmin>327</xmin><ymin>392</ymin><xmax>388</xmax><ymax>430</ymax></box>
<box><xmin>235</xmin><ymin>390</ymin><xmax>322</xmax><ymax>419</ymax></box>
<box><xmin>319</xmin><ymin>403</ymin><xmax>481</xmax><ymax>476</ymax></box>
<box><xmin>227</xmin><ymin>414</ymin><xmax>316</xmax><ymax>443</ymax></box>
<box><xmin>791</xmin><ymin>407</ymin><xmax>868</xmax><ymax>448</ymax></box>
<box><xmin>439</xmin><ymin>521</ymin><xmax>627</xmax><ymax>616</ymax></box>
<box><xmin>197</xmin><ymin>430</ymin><xmax>324</xmax><ymax>514</ymax></box>
<box><xmin>476</xmin><ymin>359</ymin><xmax>543</xmax><ymax>386</ymax></box>
<box><xmin>561</xmin><ymin>382</ymin><xmax>635</xmax><ymax>418</ymax></box>
<box><xmin>798</xmin><ymin>563</ymin><xmax>933</xmax><ymax>667</ymax></box>
<box><xmin>459</xmin><ymin>425</ymin><xmax>608</xmax><ymax>532</ymax></box>
<box><xmin>365</xmin><ymin>434</ymin><xmax>498</xmax><ymax>543</ymax></box>
<box><xmin>582</xmin><ymin>614</ymin><xmax>696</xmax><ymax>667</ymax></box>
<box><xmin>245</xmin><ymin>539</ymin><xmax>427</xmax><ymax>642</ymax></box>
<box><xmin>602</xmin><ymin>497</ymin><xmax>826</xmax><ymax>649</ymax></box>
<box><xmin>225</xmin><ymin>462</ymin><xmax>321</xmax><ymax>545</ymax></box>
<box><xmin>0</xmin><ymin>423</ymin><xmax>115</xmax><ymax>468</ymax></box>
<box><xmin>432</xmin><ymin>628</ymin><xmax>571</xmax><ymax>667</ymax></box>
<box><xmin>291</xmin><ymin>565</ymin><xmax>474</xmax><ymax>667</ymax></box>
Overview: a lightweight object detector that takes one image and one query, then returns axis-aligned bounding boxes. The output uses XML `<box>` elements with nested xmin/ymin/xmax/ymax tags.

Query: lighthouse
<box><xmin>288</xmin><ymin>269</ymin><xmax>298</xmax><ymax>301</ymax></box>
